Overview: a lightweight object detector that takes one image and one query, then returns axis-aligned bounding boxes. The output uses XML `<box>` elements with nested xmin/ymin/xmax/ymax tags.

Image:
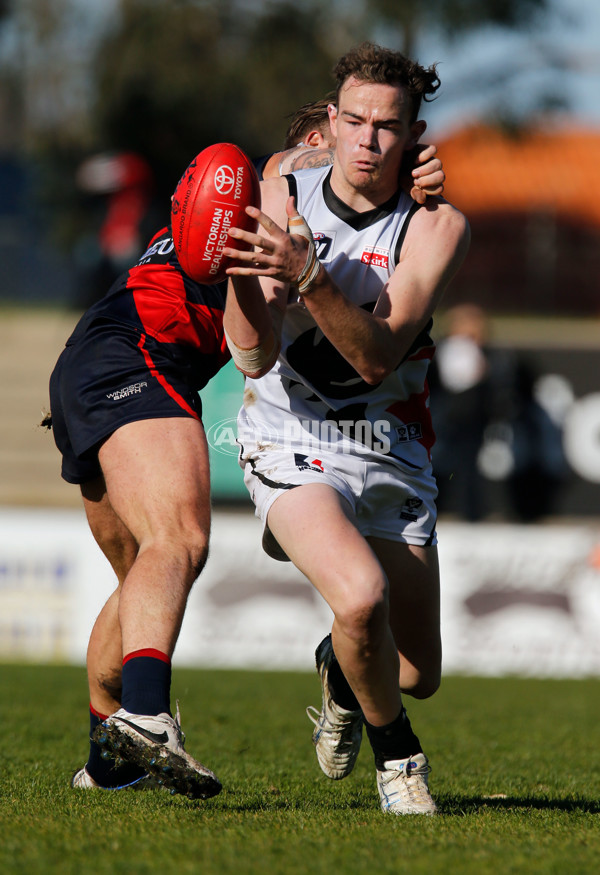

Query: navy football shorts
<box><xmin>49</xmin><ymin>324</ymin><xmax>204</xmax><ymax>484</ymax></box>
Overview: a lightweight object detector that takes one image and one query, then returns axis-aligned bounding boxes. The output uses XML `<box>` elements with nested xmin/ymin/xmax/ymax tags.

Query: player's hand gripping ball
<box><xmin>171</xmin><ymin>143</ymin><xmax>261</xmax><ymax>283</ymax></box>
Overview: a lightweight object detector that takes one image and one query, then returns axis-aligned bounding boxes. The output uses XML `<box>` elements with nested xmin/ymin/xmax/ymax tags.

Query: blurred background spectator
<box><xmin>506</xmin><ymin>356</ymin><xmax>568</xmax><ymax>521</ymax></box>
<box><xmin>430</xmin><ymin>304</ymin><xmax>494</xmax><ymax>522</ymax></box>
<box><xmin>73</xmin><ymin>151</ymin><xmax>159</xmax><ymax>307</ymax></box>
<box><xmin>431</xmin><ymin>305</ymin><xmax>569</xmax><ymax>522</ymax></box>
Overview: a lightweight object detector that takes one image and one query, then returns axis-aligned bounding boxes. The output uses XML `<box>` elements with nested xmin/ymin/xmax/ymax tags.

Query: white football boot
<box><xmin>376</xmin><ymin>752</ymin><xmax>437</xmax><ymax>815</ymax></box>
<box><xmin>306</xmin><ymin>634</ymin><xmax>363</xmax><ymax>780</ymax></box>
<box><xmin>93</xmin><ymin>704</ymin><xmax>221</xmax><ymax>800</ymax></box>
<box><xmin>70</xmin><ymin>765</ymin><xmax>155</xmax><ymax>790</ymax></box>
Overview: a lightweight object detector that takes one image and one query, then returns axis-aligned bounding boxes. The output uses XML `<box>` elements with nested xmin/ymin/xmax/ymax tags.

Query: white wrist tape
<box><xmin>224</xmin><ymin>327</ymin><xmax>277</xmax><ymax>376</ymax></box>
<box><xmin>288</xmin><ymin>213</ymin><xmax>321</xmax><ymax>295</ymax></box>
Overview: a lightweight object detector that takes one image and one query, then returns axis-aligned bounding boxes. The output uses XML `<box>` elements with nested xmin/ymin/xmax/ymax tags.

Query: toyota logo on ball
<box><xmin>214</xmin><ymin>165</ymin><xmax>236</xmax><ymax>195</ymax></box>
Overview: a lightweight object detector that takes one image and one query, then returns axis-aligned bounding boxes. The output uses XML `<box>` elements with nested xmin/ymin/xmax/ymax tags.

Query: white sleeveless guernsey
<box><xmin>237</xmin><ymin>166</ymin><xmax>436</xmax><ymax>473</ymax></box>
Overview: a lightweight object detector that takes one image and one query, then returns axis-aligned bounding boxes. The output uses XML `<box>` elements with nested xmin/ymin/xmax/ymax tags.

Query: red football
<box><xmin>171</xmin><ymin>142</ymin><xmax>261</xmax><ymax>283</ymax></box>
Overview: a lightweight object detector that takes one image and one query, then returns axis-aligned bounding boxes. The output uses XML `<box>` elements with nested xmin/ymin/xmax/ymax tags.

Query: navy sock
<box><xmin>120</xmin><ymin>649</ymin><xmax>172</xmax><ymax>716</ymax></box>
<box><xmin>328</xmin><ymin>655</ymin><xmax>360</xmax><ymax>711</ymax></box>
<box><xmin>365</xmin><ymin>707</ymin><xmax>422</xmax><ymax>770</ymax></box>
<box><xmin>86</xmin><ymin>707</ymin><xmax>146</xmax><ymax>787</ymax></box>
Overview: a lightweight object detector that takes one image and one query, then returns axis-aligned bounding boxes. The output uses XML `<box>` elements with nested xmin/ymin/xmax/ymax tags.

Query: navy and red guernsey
<box><xmin>49</xmin><ymin>226</ymin><xmax>233</xmax><ymax>484</ymax></box>
<box><xmin>69</xmin><ymin>226</ymin><xmax>230</xmax><ymax>386</ymax></box>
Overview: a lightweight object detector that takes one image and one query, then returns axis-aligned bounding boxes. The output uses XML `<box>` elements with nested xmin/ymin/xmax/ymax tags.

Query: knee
<box><xmin>90</xmin><ymin>522</ymin><xmax>138</xmax><ymax>585</ymax></box>
<box><xmin>165</xmin><ymin>528</ymin><xmax>209</xmax><ymax>585</ymax></box>
<box><xmin>402</xmin><ymin>669</ymin><xmax>441</xmax><ymax>700</ymax></box>
<box><xmin>139</xmin><ymin>523</ymin><xmax>209</xmax><ymax>588</ymax></box>
<box><xmin>187</xmin><ymin>532</ymin><xmax>209</xmax><ymax>581</ymax></box>
<box><xmin>167</xmin><ymin>526</ymin><xmax>210</xmax><ymax>583</ymax></box>
<box><xmin>335</xmin><ymin>586</ymin><xmax>389</xmax><ymax>647</ymax></box>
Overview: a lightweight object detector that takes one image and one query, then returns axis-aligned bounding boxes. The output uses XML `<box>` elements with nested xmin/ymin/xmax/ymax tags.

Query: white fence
<box><xmin>1</xmin><ymin>507</ymin><xmax>599</xmax><ymax>677</ymax></box>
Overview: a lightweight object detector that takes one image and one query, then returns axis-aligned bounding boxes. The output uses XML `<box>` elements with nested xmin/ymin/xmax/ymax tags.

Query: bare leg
<box><xmin>81</xmin><ymin>476</ymin><xmax>138</xmax><ymax>715</ymax></box>
<box><xmin>97</xmin><ymin>417</ymin><xmax>211</xmax><ymax>658</ymax></box>
<box><xmin>266</xmin><ymin>483</ymin><xmax>402</xmax><ymax>726</ymax></box>
<box><xmin>369</xmin><ymin>538</ymin><xmax>441</xmax><ymax>699</ymax></box>
<box><xmin>80</xmin><ymin>417</ymin><xmax>211</xmax><ymax>712</ymax></box>
<box><xmin>75</xmin><ymin>417</ymin><xmax>219</xmax><ymax>795</ymax></box>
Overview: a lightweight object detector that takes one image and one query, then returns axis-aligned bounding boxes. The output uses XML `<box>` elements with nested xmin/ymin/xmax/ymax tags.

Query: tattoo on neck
<box><xmin>289</xmin><ymin>148</ymin><xmax>335</xmax><ymax>172</ymax></box>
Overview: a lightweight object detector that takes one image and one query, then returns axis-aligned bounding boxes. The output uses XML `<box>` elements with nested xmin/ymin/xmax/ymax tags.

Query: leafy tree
<box><xmin>91</xmin><ymin>0</ymin><xmax>343</xmax><ymax>197</ymax></box>
<box><xmin>92</xmin><ymin>0</ymin><xmax>245</xmax><ymax>198</ymax></box>
<box><xmin>0</xmin><ymin>0</ymin><xmax>557</xmax><ymax>261</ymax></box>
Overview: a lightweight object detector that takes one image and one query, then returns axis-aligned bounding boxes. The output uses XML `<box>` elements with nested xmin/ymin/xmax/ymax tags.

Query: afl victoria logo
<box><xmin>214</xmin><ymin>164</ymin><xmax>236</xmax><ymax>195</ymax></box>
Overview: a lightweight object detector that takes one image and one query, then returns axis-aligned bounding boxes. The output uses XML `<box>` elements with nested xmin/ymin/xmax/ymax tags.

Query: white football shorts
<box><xmin>241</xmin><ymin>446</ymin><xmax>438</xmax><ymax>560</ymax></box>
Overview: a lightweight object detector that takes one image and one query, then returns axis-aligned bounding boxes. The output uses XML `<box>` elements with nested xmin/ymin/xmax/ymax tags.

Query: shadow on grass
<box><xmin>438</xmin><ymin>795</ymin><xmax>600</xmax><ymax>815</ymax></box>
<box><xmin>203</xmin><ymin>787</ymin><xmax>375</xmax><ymax>814</ymax></box>
<box><xmin>206</xmin><ymin>790</ymin><xmax>600</xmax><ymax>816</ymax></box>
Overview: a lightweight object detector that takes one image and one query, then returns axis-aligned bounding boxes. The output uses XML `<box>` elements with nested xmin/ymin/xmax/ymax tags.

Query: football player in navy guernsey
<box><xmin>45</xmin><ymin>93</ymin><xmax>446</xmax><ymax>797</ymax></box>
<box><xmin>47</xmin><ymin>225</ymin><xmax>226</xmax><ymax>798</ymax></box>
<box><xmin>223</xmin><ymin>42</ymin><xmax>470</xmax><ymax>815</ymax></box>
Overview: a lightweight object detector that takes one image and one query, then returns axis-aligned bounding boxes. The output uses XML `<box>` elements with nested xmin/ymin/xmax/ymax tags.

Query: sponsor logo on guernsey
<box><xmin>400</xmin><ymin>496</ymin><xmax>423</xmax><ymax>522</ymax></box>
<box><xmin>107</xmin><ymin>381</ymin><xmax>148</xmax><ymax>401</ymax></box>
<box><xmin>313</xmin><ymin>232</ymin><xmax>334</xmax><ymax>260</ymax></box>
<box><xmin>395</xmin><ymin>422</ymin><xmax>423</xmax><ymax>442</ymax></box>
<box><xmin>361</xmin><ymin>246</ymin><xmax>389</xmax><ymax>269</ymax></box>
<box><xmin>137</xmin><ymin>237</ymin><xmax>175</xmax><ymax>265</ymax></box>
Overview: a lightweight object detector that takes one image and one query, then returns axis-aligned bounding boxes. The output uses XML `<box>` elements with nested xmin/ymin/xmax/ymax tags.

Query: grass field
<box><xmin>1</xmin><ymin>665</ymin><xmax>598</xmax><ymax>874</ymax></box>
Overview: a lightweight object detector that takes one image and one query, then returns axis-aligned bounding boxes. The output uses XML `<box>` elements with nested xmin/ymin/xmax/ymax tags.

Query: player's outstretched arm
<box><xmin>296</xmin><ymin>200</ymin><xmax>469</xmax><ymax>383</ymax></box>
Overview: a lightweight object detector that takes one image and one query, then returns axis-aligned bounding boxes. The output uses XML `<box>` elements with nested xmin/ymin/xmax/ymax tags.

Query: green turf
<box><xmin>0</xmin><ymin>665</ymin><xmax>598</xmax><ymax>874</ymax></box>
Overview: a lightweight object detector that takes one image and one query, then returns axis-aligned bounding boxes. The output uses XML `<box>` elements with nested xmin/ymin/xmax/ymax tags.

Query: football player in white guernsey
<box><xmin>223</xmin><ymin>42</ymin><xmax>470</xmax><ymax>815</ymax></box>
<box><xmin>262</xmin><ymin>91</ymin><xmax>446</xmax><ymax>201</ymax></box>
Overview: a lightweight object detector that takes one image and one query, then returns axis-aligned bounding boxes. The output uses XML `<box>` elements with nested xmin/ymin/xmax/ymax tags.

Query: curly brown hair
<box><xmin>333</xmin><ymin>42</ymin><xmax>440</xmax><ymax>123</ymax></box>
